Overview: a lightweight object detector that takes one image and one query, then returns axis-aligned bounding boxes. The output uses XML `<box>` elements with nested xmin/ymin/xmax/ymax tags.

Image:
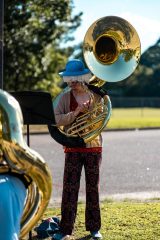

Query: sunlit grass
<box><xmin>107</xmin><ymin>108</ymin><xmax>160</xmax><ymax>129</ymax></box>
<box><xmin>23</xmin><ymin>108</ymin><xmax>160</xmax><ymax>133</ymax></box>
<box><xmin>41</xmin><ymin>200</ymin><xmax>160</xmax><ymax>240</ymax></box>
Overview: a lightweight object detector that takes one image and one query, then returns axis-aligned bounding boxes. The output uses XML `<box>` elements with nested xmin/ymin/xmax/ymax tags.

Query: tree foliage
<box><xmin>124</xmin><ymin>39</ymin><xmax>160</xmax><ymax>97</ymax></box>
<box><xmin>4</xmin><ymin>0</ymin><xmax>82</xmax><ymax>96</ymax></box>
<box><xmin>4</xmin><ymin>1</ymin><xmax>160</xmax><ymax>98</ymax></box>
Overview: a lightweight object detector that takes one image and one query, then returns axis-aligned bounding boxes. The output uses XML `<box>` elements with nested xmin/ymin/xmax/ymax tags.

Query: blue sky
<box><xmin>71</xmin><ymin>0</ymin><xmax>160</xmax><ymax>53</ymax></box>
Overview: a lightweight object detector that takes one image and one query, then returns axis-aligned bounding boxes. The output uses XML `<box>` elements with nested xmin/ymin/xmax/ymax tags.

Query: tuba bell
<box><xmin>83</xmin><ymin>15</ymin><xmax>141</xmax><ymax>82</ymax></box>
<box><xmin>51</xmin><ymin>16</ymin><xmax>141</xmax><ymax>145</ymax></box>
<box><xmin>0</xmin><ymin>89</ymin><xmax>52</xmax><ymax>238</ymax></box>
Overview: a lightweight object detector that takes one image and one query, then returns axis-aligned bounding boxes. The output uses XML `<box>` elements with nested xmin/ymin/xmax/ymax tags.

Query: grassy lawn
<box><xmin>39</xmin><ymin>200</ymin><xmax>160</xmax><ymax>240</ymax></box>
<box><xmin>107</xmin><ymin>108</ymin><xmax>160</xmax><ymax>129</ymax></box>
<box><xmin>24</xmin><ymin>108</ymin><xmax>160</xmax><ymax>133</ymax></box>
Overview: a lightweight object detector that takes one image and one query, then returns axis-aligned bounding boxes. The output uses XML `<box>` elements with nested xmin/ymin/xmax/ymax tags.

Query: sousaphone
<box><xmin>50</xmin><ymin>16</ymin><xmax>141</xmax><ymax>145</ymax></box>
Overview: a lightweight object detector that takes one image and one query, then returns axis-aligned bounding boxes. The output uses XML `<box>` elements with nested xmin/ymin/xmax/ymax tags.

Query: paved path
<box><xmin>26</xmin><ymin>129</ymin><xmax>160</xmax><ymax>205</ymax></box>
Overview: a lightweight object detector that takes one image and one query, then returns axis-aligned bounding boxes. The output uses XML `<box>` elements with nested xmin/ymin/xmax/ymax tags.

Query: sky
<box><xmin>70</xmin><ymin>0</ymin><xmax>160</xmax><ymax>53</ymax></box>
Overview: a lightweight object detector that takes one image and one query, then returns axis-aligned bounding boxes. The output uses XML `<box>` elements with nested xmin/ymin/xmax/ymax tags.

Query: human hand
<box><xmin>74</xmin><ymin>100</ymin><xmax>90</xmax><ymax>116</ymax></box>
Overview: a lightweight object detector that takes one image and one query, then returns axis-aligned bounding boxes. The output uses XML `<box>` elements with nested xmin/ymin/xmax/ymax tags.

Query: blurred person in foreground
<box><xmin>0</xmin><ymin>171</ymin><xmax>27</xmax><ymax>240</ymax></box>
<box><xmin>0</xmin><ymin>137</ymin><xmax>27</xmax><ymax>240</ymax></box>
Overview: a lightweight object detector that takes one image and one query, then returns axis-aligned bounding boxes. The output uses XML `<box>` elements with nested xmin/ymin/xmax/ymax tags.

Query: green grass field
<box><xmin>24</xmin><ymin>107</ymin><xmax>160</xmax><ymax>133</ymax></box>
<box><xmin>40</xmin><ymin>200</ymin><xmax>160</xmax><ymax>240</ymax></box>
<box><xmin>107</xmin><ymin>108</ymin><xmax>160</xmax><ymax>129</ymax></box>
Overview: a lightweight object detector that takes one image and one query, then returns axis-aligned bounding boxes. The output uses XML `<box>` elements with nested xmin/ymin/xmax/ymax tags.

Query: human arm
<box><xmin>54</xmin><ymin>92</ymin><xmax>88</xmax><ymax>126</ymax></box>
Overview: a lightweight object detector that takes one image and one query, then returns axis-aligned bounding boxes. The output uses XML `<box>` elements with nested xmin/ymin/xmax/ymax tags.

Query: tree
<box><xmin>4</xmin><ymin>0</ymin><xmax>82</xmax><ymax>96</ymax></box>
<box><xmin>140</xmin><ymin>38</ymin><xmax>160</xmax><ymax>68</ymax></box>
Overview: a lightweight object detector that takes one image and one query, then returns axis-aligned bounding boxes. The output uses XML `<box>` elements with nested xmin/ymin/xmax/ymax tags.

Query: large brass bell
<box><xmin>83</xmin><ymin>16</ymin><xmax>141</xmax><ymax>82</ymax></box>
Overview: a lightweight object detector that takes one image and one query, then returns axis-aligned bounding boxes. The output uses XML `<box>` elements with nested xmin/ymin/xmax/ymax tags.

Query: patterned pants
<box><xmin>60</xmin><ymin>151</ymin><xmax>102</xmax><ymax>235</ymax></box>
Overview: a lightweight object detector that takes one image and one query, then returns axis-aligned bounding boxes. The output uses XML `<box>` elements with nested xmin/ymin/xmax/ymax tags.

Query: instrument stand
<box><xmin>26</xmin><ymin>124</ymin><xmax>30</xmax><ymax>146</ymax></box>
<box><xmin>10</xmin><ymin>91</ymin><xmax>55</xmax><ymax>240</ymax></box>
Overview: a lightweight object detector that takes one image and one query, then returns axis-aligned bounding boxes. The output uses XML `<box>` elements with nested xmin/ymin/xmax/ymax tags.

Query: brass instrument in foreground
<box><xmin>0</xmin><ymin>89</ymin><xmax>52</xmax><ymax>238</ymax></box>
<box><xmin>53</xmin><ymin>16</ymin><xmax>141</xmax><ymax>144</ymax></box>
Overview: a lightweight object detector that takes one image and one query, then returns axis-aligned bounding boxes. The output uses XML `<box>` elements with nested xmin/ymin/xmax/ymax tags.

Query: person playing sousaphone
<box><xmin>52</xmin><ymin>59</ymin><xmax>106</xmax><ymax>240</ymax></box>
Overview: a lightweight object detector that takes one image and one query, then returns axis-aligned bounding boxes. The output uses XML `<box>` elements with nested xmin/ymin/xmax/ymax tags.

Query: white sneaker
<box><xmin>90</xmin><ymin>230</ymin><xmax>103</xmax><ymax>239</ymax></box>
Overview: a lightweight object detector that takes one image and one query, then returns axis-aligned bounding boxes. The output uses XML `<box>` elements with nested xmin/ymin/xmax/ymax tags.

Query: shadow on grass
<box><xmin>29</xmin><ymin>234</ymin><xmax>92</xmax><ymax>240</ymax></box>
<box><xmin>75</xmin><ymin>235</ymin><xmax>92</xmax><ymax>240</ymax></box>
